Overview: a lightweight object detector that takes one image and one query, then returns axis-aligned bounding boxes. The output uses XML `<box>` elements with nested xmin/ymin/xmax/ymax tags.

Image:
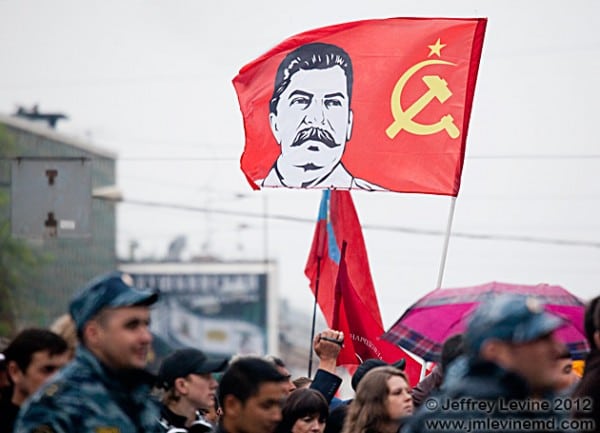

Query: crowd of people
<box><xmin>0</xmin><ymin>271</ymin><xmax>598</xmax><ymax>433</ymax></box>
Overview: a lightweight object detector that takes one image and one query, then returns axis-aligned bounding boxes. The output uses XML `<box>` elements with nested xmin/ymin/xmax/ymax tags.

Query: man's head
<box><xmin>291</xmin><ymin>376</ymin><xmax>312</xmax><ymax>390</ymax></box>
<box><xmin>440</xmin><ymin>334</ymin><xmax>465</xmax><ymax>373</ymax></box>
<box><xmin>269</xmin><ymin>42</ymin><xmax>354</xmax><ymax>183</ymax></box>
<box><xmin>218</xmin><ymin>356</ymin><xmax>288</xmax><ymax>433</ymax></box>
<box><xmin>69</xmin><ymin>271</ymin><xmax>159</xmax><ymax>371</ymax></box>
<box><xmin>465</xmin><ymin>294</ymin><xmax>565</xmax><ymax>393</ymax></box>
<box><xmin>265</xmin><ymin>355</ymin><xmax>295</xmax><ymax>394</ymax></box>
<box><xmin>157</xmin><ymin>348</ymin><xmax>228</xmax><ymax>411</ymax></box>
<box><xmin>3</xmin><ymin>328</ymin><xmax>70</xmax><ymax>405</ymax></box>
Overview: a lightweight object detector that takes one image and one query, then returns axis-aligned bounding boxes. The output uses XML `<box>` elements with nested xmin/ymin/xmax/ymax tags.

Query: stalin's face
<box><xmin>269</xmin><ymin>66</ymin><xmax>353</xmax><ymax>177</ymax></box>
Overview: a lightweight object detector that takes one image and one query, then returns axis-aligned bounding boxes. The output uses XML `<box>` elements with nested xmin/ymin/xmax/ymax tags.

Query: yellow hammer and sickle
<box><xmin>386</xmin><ymin>59</ymin><xmax>460</xmax><ymax>140</ymax></box>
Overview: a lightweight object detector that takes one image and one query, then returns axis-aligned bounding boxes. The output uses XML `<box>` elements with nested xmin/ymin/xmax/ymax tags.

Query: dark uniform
<box><xmin>14</xmin><ymin>271</ymin><xmax>161</xmax><ymax>433</ymax></box>
<box><xmin>15</xmin><ymin>346</ymin><xmax>161</xmax><ymax>433</ymax></box>
<box><xmin>404</xmin><ymin>359</ymin><xmax>569</xmax><ymax>433</ymax></box>
<box><xmin>404</xmin><ymin>294</ymin><xmax>574</xmax><ymax>433</ymax></box>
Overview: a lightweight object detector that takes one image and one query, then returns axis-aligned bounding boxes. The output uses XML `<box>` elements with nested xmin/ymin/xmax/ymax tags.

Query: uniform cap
<box><xmin>69</xmin><ymin>271</ymin><xmax>159</xmax><ymax>334</ymax></box>
<box><xmin>465</xmin><ymin>294</ymin><xmax>565</xmax><ymax>353</ymax></box>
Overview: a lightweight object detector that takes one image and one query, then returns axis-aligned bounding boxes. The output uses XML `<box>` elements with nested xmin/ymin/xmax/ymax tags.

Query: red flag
<box><xmin>305</xmin><ymin>190</ymin><xmax>382</xmax><ymax>326</ymax></box>
<box><xmin>332</xmin><ymin>242</ymin><xmax>421</xmax><ymax>384</ymax></box>
<box><xmin>233</xmin><ymin>17</ymin><xmax>487</xmax><ymax>195</ymax></box>
<box><xmin>305</xmin><ymin>191</ymin><xmax>421</xmax><ymax>384</ymax></box>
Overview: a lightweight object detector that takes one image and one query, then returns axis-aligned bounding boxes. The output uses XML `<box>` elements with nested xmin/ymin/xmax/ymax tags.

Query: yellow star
<box><xmin>427</xmin><ymin>38</ymin><xmax>446</xmax><ymax>57</ymax></box>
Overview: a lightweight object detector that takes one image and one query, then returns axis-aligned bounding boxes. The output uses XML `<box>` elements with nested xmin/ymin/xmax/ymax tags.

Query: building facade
<box><xmin>0</xmin><ymin>113</ymin><xmax>119</xmax><ymax>329</ymax></box>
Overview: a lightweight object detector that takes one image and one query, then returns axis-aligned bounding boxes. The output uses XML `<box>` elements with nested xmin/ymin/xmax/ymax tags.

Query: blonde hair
<box><xmin>49</xmin><ymin>314</ymin><xmax>77</xmax><ymax>359</ymax></box>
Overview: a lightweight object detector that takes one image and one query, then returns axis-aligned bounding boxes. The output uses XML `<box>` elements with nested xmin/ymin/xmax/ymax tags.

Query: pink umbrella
<box><xmin>382</xmin><ymin>282</ymin><xmax>589</xmax><ymax>362</ymax></box>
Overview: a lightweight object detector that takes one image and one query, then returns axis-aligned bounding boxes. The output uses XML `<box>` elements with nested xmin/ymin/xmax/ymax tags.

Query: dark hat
<box><xmin>465</xmin><ymin>294</ymin><xmax>565</xmax><ymax>354</ymax></box>
<box><xmin>351</xmin><ymin>357</ymin><xmax>406</xmax><ymax>391</ymax></box>
<box><xmin>69</xmin><ymin>271</ymin><xmax>159</xmax><ymax>334</ymax></box>
<box><xmin>157</xmin><ymin>348</ymin><xmax>229</xmax><ymax>389</ymax></box>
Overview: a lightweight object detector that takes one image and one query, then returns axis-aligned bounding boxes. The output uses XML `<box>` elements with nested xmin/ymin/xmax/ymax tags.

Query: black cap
<box><xmin>351</xmin><ymin>358</ymin><xmax>406</xmax><ymax>391</ymax></box>
<box><xmin>157</xmin><ymin>348</ymin><xmax>229</xmax><ymax>389</ymax></box>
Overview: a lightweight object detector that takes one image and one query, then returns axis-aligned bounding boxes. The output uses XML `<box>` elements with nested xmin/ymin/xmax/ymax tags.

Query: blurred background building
<box><xmin>0</xmin><ymin>112</ymin><xmax>320</xmax><ymax>375</ymax></box>
<box><xmin>0</xmin><ymin>112</ymin><xmax>119</xmax><ymax>332</ymax></box>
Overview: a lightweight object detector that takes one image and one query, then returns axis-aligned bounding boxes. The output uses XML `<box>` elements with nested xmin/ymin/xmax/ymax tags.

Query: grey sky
<box><xmin>1</xmin><ymin>0</ymin><xmax>598</xmax><ymax>328</ymax></box>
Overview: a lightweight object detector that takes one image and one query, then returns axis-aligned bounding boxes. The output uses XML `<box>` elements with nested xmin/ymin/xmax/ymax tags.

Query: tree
<box><xmin>0</xmin><ymin>125</ymin><xmax>45</xmax><ymax>336</ymax></box>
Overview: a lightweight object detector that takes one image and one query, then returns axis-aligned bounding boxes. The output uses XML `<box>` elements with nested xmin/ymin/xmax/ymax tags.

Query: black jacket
<box><xmin>309</xmin><ymin>369</ymin><xmax>342</xmax><ymax>404</ymax></box>
<box><xmin>0</xmin><ymin>387</ymin><xmax>19</xmax><ymax>433</ymax></box>
<box><xmin>572</xmin><ymin>349</ymin><xmax>600</xmax><ymax>429</ymax></box>
<box><xmin>404</xmin><ymin>359</ymin><xmax>569</xmax><ymax>433</ymax></box>
<box><xmin>158</xmin><ymin>404</ymin><xmax>213</xmax><ymax>433</ymax></box>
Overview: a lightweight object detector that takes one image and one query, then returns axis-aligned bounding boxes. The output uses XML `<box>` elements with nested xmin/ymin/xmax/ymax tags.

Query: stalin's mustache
<box><xmin>291</xmin><ymin>127</ymin><xmax>339</xmax><ymax>149</ymax></box>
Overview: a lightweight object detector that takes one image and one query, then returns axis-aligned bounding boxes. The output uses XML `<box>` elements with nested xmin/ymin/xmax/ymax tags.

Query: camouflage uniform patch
<box><xmin>31</xmin><ymin>425</ymin><xmax>55</xmax><ymax>433</ymax></box>
<box><xmin>95</xmin><ymin>427</ymin><xmax>120</xmax><ymax>433</ymax></box>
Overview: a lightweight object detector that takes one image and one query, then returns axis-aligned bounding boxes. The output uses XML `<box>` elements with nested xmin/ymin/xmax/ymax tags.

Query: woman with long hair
<box><xmin>341</xmin><ymin>366</ymin><xmax>413</xmax><ymax>433</ymax></box>
<box><xmin>276</xmin><ymin>388</ymin><xmax>329</xmax><ymax>433</ymax></box>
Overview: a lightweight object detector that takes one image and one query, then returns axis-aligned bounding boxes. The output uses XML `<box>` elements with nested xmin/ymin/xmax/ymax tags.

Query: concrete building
<box><xmin>0</xmin><ymin>113</ymin><xmax>119</xmax><ymax>328</ymax></box>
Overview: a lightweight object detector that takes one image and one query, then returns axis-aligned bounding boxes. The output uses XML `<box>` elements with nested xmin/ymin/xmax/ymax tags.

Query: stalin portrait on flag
<box><xmin>234</xmin><ymin>17</ymin><xmax>486</xmax><ymax>195</ymax></box>
<box><xmin>260</xmin><ymin>42</ymin><xmax>385</xmax><ymax>190</ymax></box>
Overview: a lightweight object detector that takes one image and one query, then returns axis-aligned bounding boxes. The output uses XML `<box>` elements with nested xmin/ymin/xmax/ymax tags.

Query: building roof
<box><xmin>0</xmin><ymin>112</ymin><xmax>117</xmax><ymax>160</ymax></box>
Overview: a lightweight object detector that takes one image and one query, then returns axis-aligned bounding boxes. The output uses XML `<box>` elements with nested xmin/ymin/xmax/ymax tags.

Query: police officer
<box><xmin>15</xmin><ymin>271</ymin><xmax>161</xmax><ymax>433</ymax></box>
<box><xmin>405</xmin><ymin>294</ymin><xmax>569</xmax><ymax>433</ymax></box>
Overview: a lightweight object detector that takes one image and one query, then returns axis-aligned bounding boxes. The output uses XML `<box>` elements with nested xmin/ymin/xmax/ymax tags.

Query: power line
<box><xmin>118</xmin><ymin>156</ymin><xmax>237</xmax><ymax>161</ymax></box>
<box><xmin>123</xmin><ymin>198</ymin><xmax>600</xmax><ymax>249</ymax></box>
<box><xmin>468</xmin><ymin>154</ymin><xmax>600</xmax><ymax>159</ymax></box>
<box><xmin>116</xmin><ymin>154</ymin><xmax>600</xmax><ymax>161</ymax></box>
<box><xmin>4</xmin><ymin>154</ymin><xmax>600</xmax><ymax>162</ymax></box>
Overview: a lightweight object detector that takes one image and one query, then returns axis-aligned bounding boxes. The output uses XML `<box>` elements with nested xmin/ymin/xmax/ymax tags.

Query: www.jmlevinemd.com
<box><xmin>424</xmin><ymin>416</ymin><xmax>595</xmax><ymax>432</ymax></box>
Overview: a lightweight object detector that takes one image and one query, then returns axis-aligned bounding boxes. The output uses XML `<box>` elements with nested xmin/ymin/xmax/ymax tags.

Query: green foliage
<box><xmin>0</xmin><ymin>125</ymin><xmax>46</xmax><ymax>336</ymax></box>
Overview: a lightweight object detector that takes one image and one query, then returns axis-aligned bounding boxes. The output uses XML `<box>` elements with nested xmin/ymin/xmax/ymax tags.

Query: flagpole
<box><xmin>307</xmin><ymin>256</ymin><xmax>321</xmax><ymax>378</ymax></box>
<box><xmin>436</xmin><ymin>196</ymin><xmax>457</xmax><ymax>289</ymax></box>
<box><xmin>422</xmin><ymin>197</ymin><xmax>457</xmax><ymax>381</ymax></box>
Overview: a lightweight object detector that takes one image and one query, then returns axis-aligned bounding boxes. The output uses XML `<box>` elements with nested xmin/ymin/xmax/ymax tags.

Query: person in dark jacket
<box><xmin>0</xmin><ymin>329</ymin><xmax>70</xmax><ymax>433</ymax></box>
<box><xmin>572</xmin><ymin>295</ymin><xmax>600</xmax><ymax>429</ymax></box>
<box><xmin>156</xmin><ymin>348</ymin><xmax>228</xmax><ymax>433</ymax></box>
<box><xmin>267</xmin><ymin>328</ymin><xmax>344</xmax><ymax>403</ymax></box>
<box><xmin>404</xmin><ymin>294</ymin><xmax>571</xmax><ymax>433</ymax></box>
<box><xmin>411</xmin><ymin>334</ymin><xmax>465</xmax><ymax>407</ymax></box>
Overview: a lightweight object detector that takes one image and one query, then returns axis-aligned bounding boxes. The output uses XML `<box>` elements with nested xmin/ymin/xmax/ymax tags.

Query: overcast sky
<box><xmin>1</xmin><ymin>0</ymin><xmax>598</xmax><ymax>329</ymax></box>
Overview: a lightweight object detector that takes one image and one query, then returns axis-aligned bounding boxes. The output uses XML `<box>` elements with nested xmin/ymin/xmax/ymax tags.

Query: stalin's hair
<box><xmin>270</xmin><ymin>42</ymin><xmax>353</xmax><ymax>115</ymax></box>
